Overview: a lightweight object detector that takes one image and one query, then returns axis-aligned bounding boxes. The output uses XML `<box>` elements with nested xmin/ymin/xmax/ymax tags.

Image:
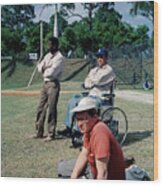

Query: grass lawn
<box><xmin>1</xmin><ymin>59</ymin><xmax>88</xmax><ymax>90</ymax></box>
<box><xmin>1</xmin><ymin>81</ymin><xmax>154</xmax><ymax>179</ymax></box>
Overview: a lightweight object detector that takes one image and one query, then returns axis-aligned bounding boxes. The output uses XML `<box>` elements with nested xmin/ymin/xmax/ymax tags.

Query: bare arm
<box><xmin>71</xmin><ymin>147</ymin><xmax>88</xmax><ymax>179</ymax></box>
<box><xmin>95</xmin><ymin>157</ymin><xmax>109</xmax><ymax>179</ymax></box>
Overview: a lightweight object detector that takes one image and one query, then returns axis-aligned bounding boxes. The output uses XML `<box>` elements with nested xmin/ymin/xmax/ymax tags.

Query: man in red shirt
<box><xmin>71</xmin><ymin>97</ymin><xmax>125</xmax><ymax>180</ymax></box>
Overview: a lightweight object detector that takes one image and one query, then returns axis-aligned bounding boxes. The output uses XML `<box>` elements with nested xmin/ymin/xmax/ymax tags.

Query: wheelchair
<box><xmin>70</xmin><ymin>83</ymin><xmax>128</xmax><ymax>147</ymax></box>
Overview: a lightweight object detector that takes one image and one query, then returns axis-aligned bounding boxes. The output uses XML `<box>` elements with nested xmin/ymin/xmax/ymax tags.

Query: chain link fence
<box><xmin>1</xmin><ymin>43</ymin><xmax>154</xmax><ymax>90</ymax></box>
<box><xmin>88</xmin><ymin>44</ymin><xmax>154</xmax><ymax>89</ymax></box>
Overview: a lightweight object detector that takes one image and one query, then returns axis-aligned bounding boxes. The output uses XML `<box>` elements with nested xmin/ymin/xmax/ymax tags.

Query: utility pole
<box><xmin>40</xmin><ymin>20</ymin><xmax>43</xmax><ymax>59</ymax></box>
<box><xmin>27</xmin><ymin>7</ymin><xmax>44</xmax><ymax>87</ymax></box>
<box><xmin>54</xmin><ymin>4</ymin><xmax>58</xmax><ymax>38</ymax></box>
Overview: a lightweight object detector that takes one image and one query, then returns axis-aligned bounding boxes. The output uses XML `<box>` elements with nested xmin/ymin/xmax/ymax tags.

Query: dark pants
<box><xmin>57</xmin><ymin>159</ymin><xmax>93</xmax><ymax>179</ymax></box>
<box><xmin>35</xmin><ymin>80</ymin><xmax>60</xmax><ymax>138</ymax></box>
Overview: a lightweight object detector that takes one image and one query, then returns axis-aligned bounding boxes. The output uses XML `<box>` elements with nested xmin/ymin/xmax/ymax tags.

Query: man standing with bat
<box><xmin>32</xmin><ymin>37</ymin><xmax>64</xmax><ymax>142</ymax></box>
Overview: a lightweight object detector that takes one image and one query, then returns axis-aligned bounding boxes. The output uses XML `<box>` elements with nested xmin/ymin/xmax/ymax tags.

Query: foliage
<box><xmin>24</xmin><ymin>22</ymin><xmax>40</xmax><ymax>54</ymax></box>
<box><xmin>1</xmin><ymin>5</ymin><xmax>35</xmax><ymax>55</ymax></box>
<box><xmin>1</xmin><ymin>3</ymin><xmax>153</xmax><ymax>56</ymax></box>
<box><xmin>129</xmin><ymin>1</ymin><xmax>154</xmax><ymax>47</ymax></box>
<box><xmin>59</xmin><ymin>3</ymin><xmax>151</xmax><ymax>55</ymax></box>
<box><xmin>1</xmin><ymin>27</ymin><xmax>26</xmax><ymax>56</ymax></box>
<box><xmin>1</xmin><ymin>3</ymin><xmax>153</xmax><ymax>79</ymax></box>
<box><xmin>130</xmin><ymin>1</ymin><xmax>154</xmax><ymax>23</ymax></box>
<box><xmin>60</xmin><ymin>26</ymin><xmax>76</xmax><ymax>53</ymax></box>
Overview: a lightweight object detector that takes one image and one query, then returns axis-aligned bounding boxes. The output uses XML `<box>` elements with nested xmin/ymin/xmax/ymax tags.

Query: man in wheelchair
<box><xmin>57</xmin><ymin>48</ymin><xmax>116</xmax><ymax>139</ymax></box>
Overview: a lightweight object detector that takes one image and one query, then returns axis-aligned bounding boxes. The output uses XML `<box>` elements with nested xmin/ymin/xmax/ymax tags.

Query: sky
<box><xmin>33</xmin><ymin>2</ymin><xmax>153</xmax><ymax>36</ymax></box>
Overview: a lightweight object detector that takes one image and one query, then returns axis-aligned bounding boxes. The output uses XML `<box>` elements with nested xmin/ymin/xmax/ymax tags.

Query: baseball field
<box><xmin>1</xmin><ymin>81</ymin><xmax>154</xmax><ymax>179</ymax></box>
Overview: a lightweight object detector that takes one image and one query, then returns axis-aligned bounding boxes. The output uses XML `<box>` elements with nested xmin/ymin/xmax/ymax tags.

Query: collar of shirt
<box><xmin>98</xmin><ymin>64</ymin><xmax>108</xmax><ymax>69</ymax></box>
<box><xmin>96</xmin><ymin>64</ymin><xmax>108</xmax><ymax>72</ymax></box>
<box><xmin>49</xmin><ymin>51</ymin><xmax>59</xmax><ymax>59</ymax></box>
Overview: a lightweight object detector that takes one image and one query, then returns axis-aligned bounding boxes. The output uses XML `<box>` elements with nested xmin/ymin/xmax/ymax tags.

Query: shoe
<box><xmin>43</xmin><ymin>136</ymin><xmax>54</xmax><ymax>142</ymax></box>
<box><xmin>29</xmin><ymin>134</ymin><xmax>43</xmax><ymax>139</ymax></box>
<box><xmin>57</xmin><ymin>127</ymin><xmax>72</xmax><ymax>137</ymax></box>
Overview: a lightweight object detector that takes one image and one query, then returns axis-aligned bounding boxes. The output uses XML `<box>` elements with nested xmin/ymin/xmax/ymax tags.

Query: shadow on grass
<box><xmin>54</xmin><ymin>130</ymin><xmax>153</xmax><ymax>148</ymax></box>
<box><xmin>123</xmin><ymin>130</ymin><xmax>153</xmax><ymax>146</ymax></box>
<box><xmin>55</xmin><ymin>130</ymin><xmax>153</xmax><ymax>147</ymax></box>
<box><xmin>55</xmin><ymin>135</ymin><xmax>69</xmax><ymax>140</ymax></box>
<box><xmin>61</xmin><ymin>61</ymin><xmax>89</xmax><ymax>82</ymax></box>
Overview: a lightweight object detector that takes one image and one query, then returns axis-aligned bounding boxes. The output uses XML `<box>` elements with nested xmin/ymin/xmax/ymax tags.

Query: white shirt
<box><xmin>37</xmin><ymin>51</ymin><xmax>64</xmax><ymax>82</ymax></box>
<box><xmin>84</xmin><ymin>64</ymin><xmax>116</xmax><ymax>97</ymax></box>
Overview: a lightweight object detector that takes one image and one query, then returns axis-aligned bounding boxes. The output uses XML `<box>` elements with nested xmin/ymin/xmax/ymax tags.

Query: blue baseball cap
<box><xmin>96</xmin><ymin>48</ymin><xmax>108</xmax><ymax>57</ymax></box>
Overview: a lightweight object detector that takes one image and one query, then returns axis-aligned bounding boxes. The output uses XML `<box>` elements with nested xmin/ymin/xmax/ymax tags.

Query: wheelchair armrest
<box><xmin>81</xmin><ymin>91</ymin><xmax>89</xmax><ymax>97</ymax></box>
<box><xmin>81</xmin><ymin>83</ymin><xmax>85</xmax><ymax>89</ymax></box>
<box><xmin>81</xmin><ymin>83</ymin><xmax>91</xmax><ymax>90</ymax></box>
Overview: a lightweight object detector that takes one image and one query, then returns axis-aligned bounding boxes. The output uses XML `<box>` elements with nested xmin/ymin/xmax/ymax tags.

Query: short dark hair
<box><xmin>48</xmin><ymin>37</ymin><xmax>59</xmax><ymax>48</ymax></box>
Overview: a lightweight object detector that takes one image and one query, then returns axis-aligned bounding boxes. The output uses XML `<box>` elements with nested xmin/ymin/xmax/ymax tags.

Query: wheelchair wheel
<box><xmin>101</xmin><ymin>107</ymin><xmax>128</xmax><ymax>146</ymax></box>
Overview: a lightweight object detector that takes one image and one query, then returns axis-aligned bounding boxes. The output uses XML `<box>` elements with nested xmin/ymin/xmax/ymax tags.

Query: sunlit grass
<box><xmin>1</xmin><ymin>82</ymin><xmax>154</xmax><ymax>179</ymax></box>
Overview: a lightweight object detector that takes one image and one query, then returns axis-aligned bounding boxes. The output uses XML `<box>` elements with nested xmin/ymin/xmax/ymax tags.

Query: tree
<box><xmin>24</xmin><ymin>21</ymin><xmax>50</xmax><ymax>54</ymax></box>
<box><xmin>1</xmin><ymin>5</ymin><xmax>35</xmax><ymax>55</ymax></box>
<box><xmin>1</xmin><ymin>5</ymin><xmax>35</xmax><ymax>78</ymax></box>
<box><xmin>59</xmin><ymin>3</ymin><xmax>117</xmax><ymax>53</ymax></box>
<box><xmin>60</xmin><ymin>2</ymin><xmax>115</xmax><ymax>32</ymax></box>
<box><xmin>93</xmin><ymin>5</ymin><xmax>123</xmax><ymax>50</ymax></box>
<box><xmin>59</xmin><ymin>27</ymin><xmax>76</xmax><ymax>53</ymax></box>
<box><xmin>1</xmin><ymin>5</ymin><xmax>35</xmax><ymax>29</ymax></box>
<box><xmin>49</xmin><ymin>2</ymin><xmax>151</xmax><ymax>58</ymax></box>
<box><xmin>130</xmin><ymin>2</ymin><xmax>154</xmax><ymax>23</ymax></box>
<box><xmin>129</xmin><ymin>1</ymin><xmax>154</xmax><ymax>48</ymax></box>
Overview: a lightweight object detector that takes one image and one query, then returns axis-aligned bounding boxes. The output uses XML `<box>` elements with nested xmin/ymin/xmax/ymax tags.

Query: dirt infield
<box><xmin>1</xmin><ymin>89</ymin><xmax>153</xmax><ymax>104</ymax></box>
<box><xmin>116</xmin><ymin>90</ymin><xmax>153</xmax><ymax>105</ymax></box>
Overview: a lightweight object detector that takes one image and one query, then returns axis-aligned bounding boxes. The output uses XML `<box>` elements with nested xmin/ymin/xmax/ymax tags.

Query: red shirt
<box><xmin>83</xmin><ymin>119</ymin><xmax>125</xmax><ymax>180</ymax></box>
